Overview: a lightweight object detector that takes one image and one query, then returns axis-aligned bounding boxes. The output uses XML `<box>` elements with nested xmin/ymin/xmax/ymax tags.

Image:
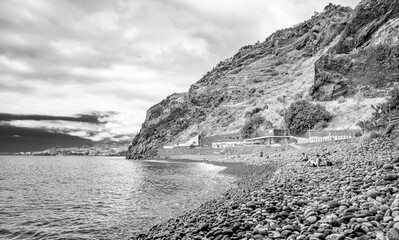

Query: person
<box><xmin>305</xmin><ymin>154</ymin><xmax>322</xmax><ymax>167</ymax></box>
<box><xmin>322</xmin><ymin>149</ymin><xmax>333</xmax><ymax>166</ymax></box>
<box><xmin>299</xmin><ymin>152</ymin><xmax>309</xmax><ymax>162</ymax></box>
<box><xmin>260</xmin><ymin>151</ymin><xmax>263</xmax><ymax>157</ymax></box>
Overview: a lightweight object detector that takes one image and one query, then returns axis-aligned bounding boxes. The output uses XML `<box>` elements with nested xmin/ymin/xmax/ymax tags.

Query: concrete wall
<box><xmin>200</xmin><ymin>133</ymin><xmax>242</xmax><ymax>146</ymax></box>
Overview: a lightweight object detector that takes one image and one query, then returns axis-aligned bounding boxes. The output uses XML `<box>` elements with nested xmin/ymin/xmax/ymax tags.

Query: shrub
<box><xmin>284</xmin><ymin>100</ymin><xmax>333</xmax><ymax>135</ymax></box>
<box><xmin>313</xmin><ymin>120</ymin><xmax>328</xmax><ymax>130</ymax></box>
<box><xmin>358</xmin><ymin>131</ymin><xmax>381</xmax><ymax>145</ymax></box>
<box><xmin>357</xmin><ymin>87</ymin><xmax>399</xmax><ymax>132</ymax></box>
<box><xmin>245</xmin><ymin>107</ymin><xmax>263</xmax><ymax>118</ymax></box>
<box><xmin>241</xmin><ymin>115</ymin><xmax>266</xmax><ymax>138</ymax></box>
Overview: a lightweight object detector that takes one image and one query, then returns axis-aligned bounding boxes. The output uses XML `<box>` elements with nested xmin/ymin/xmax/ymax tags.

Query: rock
<box><xmin>376</xmin><ymin>231</ymin><xmax>386</xmax><ymax>240</ymax></box>
<box><xmin>383</xmin><ymin>164</ymin><xmax>395</xmax><ymax>170</ymax></box>
<box><xmin>320</xmin><ymin>194</ymin><xmax>330</xmax><ymax>201</ymax></box>
<box><xmin>281</xmin><ymin>230</ymin><xmax>292</xmax><ymax>237</ymax></box>
<box><xmin>358</xmin><ymin>235</ymin><xmax>371</xmax><ymax>240</ymax></box>
<box><xmin>282</xmin><ymin>225</ymin><xmax>294</xmax><ymax>231</ymax></box>
<box><xmin>307</xmin><ymin>216</ymin><xmax>318</xmax><ymax>224</ymax></box>
<box><xmin>198</xmin><ymin>223</ymin><xmax>209</xmax><ymax>231</ymax></box>
<box><xmin>154</xmin><ymin>231</ymin><xmax>170</xmax><ymax>239</ymax></box>
<box><xmin>326</xmin><ymin>234</ymin><xmax>345</xmax><ymax>240</ymax></box>
<box><xmin>384</xmin><ymin>175</ymin><xmax>399</xmax><ymax>181</ymax></box>
<box><xmin>253</xmin><ymin>225</ymin><xmax>268</xmax><ymax>235</ymax></box>
<box><xmin>231</xmin><ymin>222</ymin><xmax>241</xmax><ymax>232</ymax></box>
<box><xmin>367</xmin><ymin>189</ymin><xmax>378</xmax><ymax>199</ymax></box>
<box><xmin>387</xmin><ymin>228</ymin><xmax>399</xmax><ymax>240</ymax></box>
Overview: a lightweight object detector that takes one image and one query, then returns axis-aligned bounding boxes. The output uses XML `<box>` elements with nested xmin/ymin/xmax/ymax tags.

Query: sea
<box><xmin>0</xmin><ymin>156</ymin><xmax>236</xmax><ymax>240</ymax></box>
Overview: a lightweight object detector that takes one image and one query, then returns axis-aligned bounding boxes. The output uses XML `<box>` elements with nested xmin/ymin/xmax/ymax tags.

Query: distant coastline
<box><xmin>7</xmin><ymin>145</ymin><xmax>127</xmax><ymax>157</ymax></box>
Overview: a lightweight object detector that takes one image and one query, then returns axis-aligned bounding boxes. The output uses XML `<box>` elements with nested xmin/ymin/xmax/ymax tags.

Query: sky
<box><xmin>0</xmin><ymin>0</ymin><xmax>361</xmax><ymax>151</ymax></box>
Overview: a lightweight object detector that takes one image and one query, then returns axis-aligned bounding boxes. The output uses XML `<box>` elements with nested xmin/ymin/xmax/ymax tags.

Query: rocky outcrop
<box><xmin>126</xmin><ymin>93</ymin><xmax>207</xmax><ymax>159</ymax></box>
<box><xmin>310</xmin><ymin>0</ymin><xmax>399</xmax><ymax>100</ymax></box>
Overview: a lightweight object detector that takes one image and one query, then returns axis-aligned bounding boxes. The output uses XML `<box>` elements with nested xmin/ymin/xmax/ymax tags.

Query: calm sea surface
<box><xmin>0</xmin><ymin>156</ymin><xmax>236</xmax><ymax>240</ymax></box>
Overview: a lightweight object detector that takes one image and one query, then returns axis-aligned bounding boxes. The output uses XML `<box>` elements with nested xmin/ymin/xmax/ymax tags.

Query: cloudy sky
<box><xmin>0</xmin><ymin>0</ymin><xmax>361</xmax><ymax>151</ymax></box>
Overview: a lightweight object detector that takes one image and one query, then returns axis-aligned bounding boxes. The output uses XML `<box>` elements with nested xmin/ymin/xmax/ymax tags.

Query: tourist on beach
<box><xmin>321</xmin><ymin>149</ymin><xmax>334</xmax><ymax>166</ymax></box>
<box><xmin>299</xmin><ymin>152</ymin><xmax>308</xmax><ymax>162</ymax></box>
<box><xmin>304</xmin><ymin>154</ymin><xmax>321</xmax><ymax>167</ymax></box>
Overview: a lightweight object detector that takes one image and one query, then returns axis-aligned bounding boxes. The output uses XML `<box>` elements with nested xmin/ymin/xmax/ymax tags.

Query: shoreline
<box><xmin>133</xmin><ymin>137</ymin><xmax>399</xmax><ymax>240</ymax></box>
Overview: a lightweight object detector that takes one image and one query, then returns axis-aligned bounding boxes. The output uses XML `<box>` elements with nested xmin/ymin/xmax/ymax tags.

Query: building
<box><xmin>163</xmin><ymin>134</ymin><xmax>200</xmax><ymax>149</ymax></box>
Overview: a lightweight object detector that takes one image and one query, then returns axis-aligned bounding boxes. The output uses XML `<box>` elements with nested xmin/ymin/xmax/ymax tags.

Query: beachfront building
<box><xmin>210</xmin><ymin>129</ymin><xmax>291</xmax><ymax>148</ymax></box>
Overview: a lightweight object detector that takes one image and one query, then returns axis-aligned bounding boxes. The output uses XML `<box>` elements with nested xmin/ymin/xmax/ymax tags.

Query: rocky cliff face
<box><xmin>310</xmin><ymin>0</ymin><xmax>399</xmax><ymax>100</ymax></box>
<box><xmin>127</xmin><ymin>0</ymin><xmax>399</xmax><ymax>159</ymax></box>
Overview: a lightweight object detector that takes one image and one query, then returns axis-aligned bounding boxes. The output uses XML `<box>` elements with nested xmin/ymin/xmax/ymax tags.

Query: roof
<box><xmin>243</xmin><ymin>135</ymin><xmax>293</xmax><ymax>142</ymax></box>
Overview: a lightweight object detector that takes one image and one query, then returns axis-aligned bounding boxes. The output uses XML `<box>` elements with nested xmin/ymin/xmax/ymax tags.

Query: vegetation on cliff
<box><xmin>358</xmin><ymin>88</ymin><xmax>399</xmax><ymax>132</ymax></box>
<box><xmin>284</xmin><ymin>100</ymin><xmax>332</xmax><ymax>135</ymax></box>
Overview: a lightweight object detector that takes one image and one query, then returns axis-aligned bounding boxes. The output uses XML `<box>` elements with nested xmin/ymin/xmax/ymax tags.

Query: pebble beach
<box><xmin>133</xmin><ymin>136</ymin><xmax>399</xmax><ymax>240</ymax></box>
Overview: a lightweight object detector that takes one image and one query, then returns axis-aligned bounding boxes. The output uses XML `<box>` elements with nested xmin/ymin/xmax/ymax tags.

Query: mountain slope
<box><xmin>127</xmin><ymin>0</ymin><xmax>399</xmax><ymax>159</ymax></box>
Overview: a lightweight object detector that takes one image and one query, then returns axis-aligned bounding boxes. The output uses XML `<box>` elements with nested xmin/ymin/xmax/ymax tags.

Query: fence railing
<box><xmin>296</xmin><ymin>129</ymin><xmax>361</xmax><ymax>144</ymax></box>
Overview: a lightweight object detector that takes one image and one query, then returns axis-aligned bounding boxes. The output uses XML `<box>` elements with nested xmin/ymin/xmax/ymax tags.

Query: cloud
<box><xmin>0</xmin><ymin>0</ymin><xmax>362</xmax><ymax>142</ymax></box>
<box><xmin>0</xmin><ymin>112</ymin><xmax>136</xmax><ymax>142</ymax></box>
<box><xmin>0</xmin><ymin>113</ymin><xmax>102</xmax><ymax>123</ymax></box>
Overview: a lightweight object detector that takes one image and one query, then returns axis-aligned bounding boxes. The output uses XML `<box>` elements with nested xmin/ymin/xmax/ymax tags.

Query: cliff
<box><xmin>127</xmin><ymin>0</ymin><xmax>399</xmax><ymax>159</ymax></box>
<box><xmin>310</xmin><ymin>0</ymin><xmax>399</xmax><ymax>100</ymax></box>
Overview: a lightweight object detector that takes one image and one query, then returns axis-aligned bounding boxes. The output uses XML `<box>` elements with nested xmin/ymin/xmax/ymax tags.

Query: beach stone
<box><xmin>253</xmin><ymin>225</ymin><xmax>268</xmax><ymax>235</ymax></box>
<box><xmin>328</xmin><ymin>201</ymin><xmax>339</xmax><ymax>208</ymax></box>
<box><xmin>321</xmin><ymin>194</ymin><xmax>330</xmax><ymax>201</ymax></box>
<box><xmin>367</xmin><ymin>189</ymin><xmax>378</xmax><ymax>198</ymax></box>
<box><xmin>309</xmin><ymin>237</ymin><xmax>321</xmax><ymax>240</ymax></box>
<box><xmin>383</xmin><ymin>164</ymin><xmax>394</xmax><ymax>170</ymax></box>
<box><xmin>385</xmin><ymin>175</ymin><xmax>399</xmax><ymax>181</ymax></box>
<box><xmin>154</xmin><ymin>231</ymin><xmax>170</xmax><ymax>238</ymax></box>
<box><xmin>223</xmin><ymin>229</ymin><xmax>233</xmax><ymax>235</ymax></box>
<box><xmin>394</xmin><ymin>222</ymin><xmax>399</xmax><ymax>230</ymax></box>
<box><xmin>384</xmin><ymin>216</ymin><xmax>394</xmax><ymax>222</ymax></box>
<box><xmin>387</xmin><ymin>228</ymin><xmax>399</xmax><ymax>240</ymax></box>
<box><xmin>307</xmin><ymin>216</ymin><xmax>318</xmax><ymax>224</ymax></box>
<box><xmin>271</xmin><ymin>231</ymin><xmax>281</xmax><ymax>238</ymax></box>
<box><xmin>198</xmin><ymin>223</ymin><xmax>209</xmax><ymax>231</ymax></box>
<box><xmin>376</xmin><ymin>231</ymin><xmax>386</xmax><ymax>240</ymax></box>
<box><xmin>246</xmin><ymin>202</ymin><xmax>256</xmax><ymax>208</ymax></box>
<box><xmin>252</xmin><ymin>234</ymin><xmax>264</xmax><ymax>239</ymax></box>
<box><xmin>358</xmin><ymin>235</ymin><xmax>371</xmax><ymax>240</ymax></box>
<box><xmin>281</xmin><ymin>230</ymin><xmax>292</xmax><ymax>237</ymax></box>
<box><xmin>361</xmin><ymin>225</ymin><xmax>370</xmax><ymax>233</ymax></box>
<box><xmin>231</xmin><ymin>222</ymin><xmax>241</xmax><ymax>232</ymax></box>
<box><xmin>381</xmin><ymin>205</ymin><xmax>390</xmax><ymax>211</ymax></box>
<box><xmin>282</xmin><ymin>225</ymin><xmax>294</xmax><ymax>231</ymax></box>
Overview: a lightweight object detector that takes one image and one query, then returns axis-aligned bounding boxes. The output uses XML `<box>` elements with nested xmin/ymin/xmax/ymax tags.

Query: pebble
<box><xmin>387</xmin><ymin>228</ymin><xmax>399</xmax><ymax>240</ymax></box>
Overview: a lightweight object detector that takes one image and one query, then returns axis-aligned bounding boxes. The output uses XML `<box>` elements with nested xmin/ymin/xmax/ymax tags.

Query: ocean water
<box><xmin>0</xmin><ymin>156</ymin><xmax>235</xmax><ymax>240</ymax></box>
